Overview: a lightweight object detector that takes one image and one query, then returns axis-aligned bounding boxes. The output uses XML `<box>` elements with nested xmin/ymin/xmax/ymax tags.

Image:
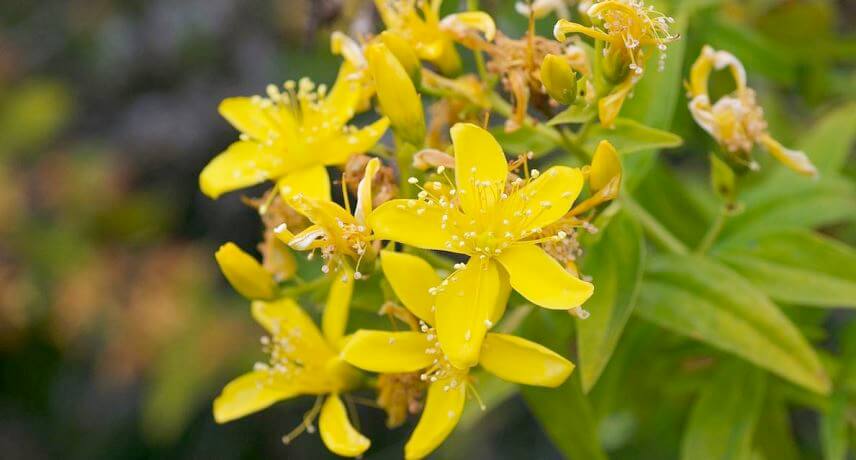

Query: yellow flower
<box><xmin>198</xmin><ymin>62</ymin><xmax>390</xmax><ymax>200</ymax></box>
<box><xmin>366</xmin><ymin>41</ymin><xmax>426</xmax><ymax>146</ymax></box>
<box><xmin>341</xmin><ymin>250</ymin><xmax>574</xmax><ymax>459</ymax></box>
<box><xmin>374</xmin><ymin>0</ymin><xmax>496</xmax><ymax>76</ymax></box>
<box><xmin>369</xmin><ymin>123</ymin><xmax>593</xmax><ymax>367</ymax></box>
<box><xmin>276</xmin><ymin>158</ymin><xmax>382</xmax><ymax>278</ymax></box>
<box><xmin>554</xmin><ymin>0</ymin><xmax>678</xmax><ymax>126</ymax></box>
<box><xmin>687</xmin><ymin>45</ymin><xmax>817</xmax><ymax>177</ymax></box>
<box><xmin>213</xmin><ymin>293</ymin><xmax>369</xmax><ymax>457</ymax></box>
<box><xmin>214</xmin><ymin>242</ymin><xmax>276</xmax><ymax>300</ymax></box>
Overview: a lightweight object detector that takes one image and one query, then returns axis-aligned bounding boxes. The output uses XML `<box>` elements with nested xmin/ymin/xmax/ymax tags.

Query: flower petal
<box><xmin>369</xmin><ymin>199</ymin><xmax>464</xmax><ymax>254</ymax></box>
<box><xmin>199</xmin><ymin>141</ymin><xmax>286</xmax><ymax>199</ymax></box>
<box><xmin>323</xmin><ymin>117</ymin><xmax>391</xmax><ymax>166</ymax></box>
<box><xmin>760</xmin><ymin>134</ymin><xmax>818</xmax><ymax>178</ymax></box>
<box><xmin>251</xmin><ymin>298</ymin><xmax>331</xmax><ymax>356</ymax></box>
<box><xmin>404</xmin><ymin>380</ymin><xmax>467</xmax><ymax>460</ymax></box>
<box><xmin>450</xmin><ymin>123</ymin><xmax>509</xmax><ymax>217</ymax></box>
<box><xmin>218</xmin><ymin>97</ymin><xmax>298</xmax><ymax>142</ymax></box>
<box><xmin>380</xmin><ymin>250</ymin><xmax>441</xmax><ymax>324</ymax></box>
<box><xmin>480</xmin><ymin>333</ymin><xmax>574</xmax><ymax>387</ymax></box>
<box><xmin>440</xmin><ymin>12</ymin><xmax>496</xmax><ymax>41</ymax></box>
<box><xmin>508</xmin><ymin>166</ymin><xmax>583</xmax><ymax>233</ymax></box>
<box><xmin>213</xmin><ymin>371</ymin><xmax>299</xmax><ymax>423</ymax></box>
<box><xmin>355</xmin><ymin>158</ymin><xmax>381</xmax><ymax>225</ymax></box>
<box><xmin>319</xmin><ymin>394</ymin><xmax>371</xmax><ymax>458</ymax></box>
<box><xmin>323</xmin><ymin>264</ymin><xmax>355</xmax><ymax>348</ymax></box>
<box><xmin>277</xmin><ymin>165</ymin><xmax>331</xmax><ymax>202</ymax></box>
<box><xmin>435</xmin><ymin>258</ymin><xmax>507</xmax><ymax>369</ymax></box>
<box><xmin>215</xmin><ymin>242</ymin><xmax>276</xmax><ymax>300</ymax></box>
<box><xmin>340</xmin><ymin>330</ymin><xmax>434</xmax><ymax>373</ymax></box>
<box><xmin>496</xmin><ymin>245</ymin><xmax>593</xmax><ymax>309</ymax></box>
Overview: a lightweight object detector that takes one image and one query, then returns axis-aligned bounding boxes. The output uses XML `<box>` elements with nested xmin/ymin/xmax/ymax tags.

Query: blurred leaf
<box><xmin>680</xmin><ymin>360</ymin><xmax>766</xmax><ymax>460</ymax></box>
<box><xmin>715</xmin><ymin>230</ymin><xmax>856</xmax><ymax>308</ymax></box>
<box><xmin>636</xmin><ymin>254</ymin><xmax>830</xmax><ymax>394</ymax></box>
<box><xmin>754</xmin><ymin>390</ymin><xmax>801</xmax><ymax>460</ymax></box>
<box><xmin>0</xmin><ymin>80</ymin><xmax>73</xmax><ymax>156</ymax></box>
<box><xmin>491</xmin><ymin>125</ymin><xmax>559</xmax><ymax>156</ymax></box>
<box><xmin>820</xmin><ymin>391</ymin><xmax>850</xmax><ymax>460</ymax></box>
<box><xmin>582</xmin><ymin>118</ymin><xmax>682</xmax><ymax>155</ymax></box>
<box><xmin>519</xmin><ymin>309</ymin><xmax>607</xmax><ymax>460</ymax></box>
<box><xmin>547</xmin><ymin>104</ymin><xmax>596</xmax><ymax>126</ymax></box>
<box><xmin>576</xmin><ymin>209</ymin><xmax>645</xmax><ymax>392</ymax></box>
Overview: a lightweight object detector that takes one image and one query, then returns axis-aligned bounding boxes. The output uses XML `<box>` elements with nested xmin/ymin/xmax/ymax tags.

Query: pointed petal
<box><xmin>598</xmin><ymin>77</ymin><xmax>633</xmax><ymax>128</ymax></box>
<box><xmin>480</xmin><ymin>333</ymin><xmax>574</xmax><ymax>387</ymax></box>
<box><xmin>553</xmin><ymin>19</ymin><xmax>613</xmax><ymax>42</ymax></box>
<box><xmin>508</xmin><ymin>166</ymin><xmax>584</xmax><ymax>233</ymax></box>
<box><xmin>215</xmin><ymin>242</ymin><xmax>276</xmax><ymax>300</ymax></box>
<box><xmin>404</xmin><ymin>380</ymin><xmax>466</xmax><ymax>460</ymax></box>
<box><xmin>380</xmin><ymin>250</ymin><xmax>441</xmax><ymax>324</ymax></box>
<box><xmin>319</xmin><ymin>394</ymin><xmax>371</xmax><ymax>457</ymax></box>
<box><xmin>355</xmin><ymin>158</ymin><xmax>381</xmax><ymax>225</ymax></box>
<box><xmin>323</xmin><ymin>117</ymin><xmax>390</xmax><ymax>165</ymax></box>
<box><xmin>435</xmin><ymin>258</ymin><xmax>506</xmax><ymax>369</ymax></box>
<box><xmin>213</xmin><ymin>371</ymin><xmax>299</xmax><ymax>423</ymax></box>
<box><xmin>496</xmin><ymin>245</ymin><xmax>593</xmax><ymax>309</ymax></box>
<box><xmin>760</xmin><ymin>134</ymin><xmax>818</xmax><ymax>177</ymax></box>
<box><xmin>369</xmin><ymin>199</ymin><xmax>465</xmax><ymax>254</ymax></box>
<box><xmin>450</xmin><ymin>123</ymin><xmax>509</xmax><ymax>217</ymax></box>
<box><xmin>218</xmin><ymin>97</ymin><xmax>298</xmax><ymax>142</ymax></box>
<box><xmin>340</xmin><ymin>330</ymin><xmax>434</xmax><ymax>373</ymax></box>
<box><xmin>277</xmin><ymin>165</ymin><xmax>331</xmax><ymax>202</ymax></box>
<box><xmin>251</xmin><ymin>298</ymin><xmax>331</xmax><ymax>354</ymax></box>
<box><xmin>323</xmin><ymin>264</ymin><xmax>355</xmax><ymax>347</ymax></box>
<box><xmin>199</xmin><ymin>141</ymin><xmax>286</xmax><ymax>199</ymax></box>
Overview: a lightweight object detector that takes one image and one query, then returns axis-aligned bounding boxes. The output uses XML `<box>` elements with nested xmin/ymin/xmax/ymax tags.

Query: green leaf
<box><xmin>576</xmin><ymin>209</ymin><xmax>645</xmax><ymax>392</ymax></box>
<box><xmin>519</xmin><ymin>309</ymin><xmax>607</xmax><ymax>460</ymax></box>
<box><xmin>491</xmin><ymin>124</ymin><xmax>559</xmax><ymax>156</ymax></box>
<box><xmin>714</xmin><ymin>230</ymin><xmax>856</xmax><ymax>308</ymax></box>
<box><xmin>582</xmin><ymin>118</ymin><xmax>682</xmax><ymax>155</ymax></box>
<box><xmin>636</xmin><ymin>254</ymin><xmax>830</xmax><ymax>394</ymax></box>
<box><xmin>680</xmin><ymin>360</ymin><xmax>767</xmax><ymax>460</ymax></box>
<box><xmin>820</xmin><ymin>390</ymin><xmax>850</xmax><ymax>460</ymax></box>
<box><xmin>547</xmin><ymin>104</ymin><xmax>597</xmax><ymax>126</ymax></box>
<box><xmin>754</xmin><ymin>390</ymin><xmax>801</xmax><ymax>460</ymax></box>
<box><xmin>797</xmin><ymin>102</ymin><xmax>856</xmax><ymax>174</ymax></box>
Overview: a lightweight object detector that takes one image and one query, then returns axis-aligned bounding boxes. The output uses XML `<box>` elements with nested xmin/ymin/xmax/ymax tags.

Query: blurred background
<box><xmin>0</xmin><ymin>0</ymin><xmax>853</xmax><ymax>459</ymax></box>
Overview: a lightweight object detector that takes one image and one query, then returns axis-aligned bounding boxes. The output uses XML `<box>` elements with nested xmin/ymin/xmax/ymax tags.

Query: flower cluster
<box><xmin>198</xmin><ymin>0</ymin><xmax>819</xmax><ymax>458</ymax></box>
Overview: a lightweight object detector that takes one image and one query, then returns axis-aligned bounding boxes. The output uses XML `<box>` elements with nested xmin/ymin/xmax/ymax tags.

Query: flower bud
<box><xmin>215</xmin><ymin>242</ymin><xmax>276</xmax><ymax>300</ymax></box>
<box><xmin>379</xmin><ymin>31</ymin><xmax>421</xmax><ymax>86</ymax></box>
<box><xmin>540</xmin><ymin>54</ymin><xmax>577</xmax><ymax>105</ymax></box>
<box><xmin>590</xmin><ymin>140</ymin><xmax>621</xmax><ymax>195</ymax></box>
<box><xmin>366</xmin><ymin>42</ymin><xmax>426</xmax><ymax>146</ymax></box>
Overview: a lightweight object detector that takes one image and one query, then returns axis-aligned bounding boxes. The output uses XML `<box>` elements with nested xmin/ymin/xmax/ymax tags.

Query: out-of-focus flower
<box><xmin>199</xmin><ymin>62</ymin><xmax>389</xmax><ymax>200</ymax></box>
<box><xmin>214</xmin><ymin>297</ymin><xmax>369</xmax><ymax>457</ymax></box>
<box><xmin>554</xmin><ymin>0</ymin><xmax>678</xmax><ymax>126</ymax></box>
<box><xmin>687</xmin><ymin>45</ymin><xmax>817</xmax><ymax>177</ymax></box>
<box><xmin>515</xmin><ymin>0</ymin><xmax>571</xmax><ymax>19</ymax></box>
<box><xmin>369</xmin><ymin>124</ymin><xmax>593</xmax><ymax>367</ymax></box>
<box><xmin>374</xmin><ymin>0</ymin><xmax>495</xmax><ymax>75</ymax></box>
<box><xmin>341</xmin><ymin>250</ymin><xmax>574</xmax><ymax>459</ymax></box>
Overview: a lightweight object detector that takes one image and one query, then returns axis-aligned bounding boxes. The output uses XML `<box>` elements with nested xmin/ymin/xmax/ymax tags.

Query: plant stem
<box><xmin>278</xmin><ymin>273</ymin><xmax>331</xmax><ymax>298</ymax></box>
<box><xmin>695</xmin><ymin>208</ymin><xmax>727</xmax><ymax>254</ymax></box>
<box><xmin>621</xmin><ymin>195</ymin><xmax>689</xmax><ymax>255</ymax></box>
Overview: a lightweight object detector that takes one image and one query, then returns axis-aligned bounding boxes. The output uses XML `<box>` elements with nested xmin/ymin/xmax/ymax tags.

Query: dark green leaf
<box><xmin>581</xmin><ymin>118</ymin><xmax>682</xmax><ymax>155</ymax></box>
<box><xmin>491</xmin><ymin>124</ymin><xmax>559</xmax><ymax>156</ymax></box>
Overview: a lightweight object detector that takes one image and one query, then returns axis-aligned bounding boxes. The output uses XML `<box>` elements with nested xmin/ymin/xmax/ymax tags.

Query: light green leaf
<box><xmin>491</xmin><ymin>124</ymin><xmax>559</xmax><ymax>156</ymax></box>
<box><xmin>547</xmin><ymin>104</ymin><xmax>596</xmax><ymax>126</ymax></box>
<box><xmin>681</xmin><ymin>360</ymin><xmax>767</xmax><ymax>460</ymax></box>
<box><xmin>715</xmin><ymin>230</ymin><xmax>856</xmax><ymax>308</ymax></box>
<box><xmin>519</xmin><ymin>309</ymin><xmax>607</xmax><ymax>460</ymax></box>
<box><xmin>796</xmin><ymin>102</ymin><xmax>856</xmax><ymax>174</ymax></box>
<box><xmin>754</xmin><ymin>390</ymin><xmax>801</xmax><ymax>460</ymax></box>
<box><xmin>582</xmin><ymin>118</ymin><xmax>682</xmax><ymax>155</ymax></box>
<box><xmin>636</xmin><ymin>254</ymin><xmax>830</xmax><ymax>394</ymax></box>
<box><xmin>576</xmin><ymin>209</ymin><xmax>645</xmax><ymax>392</ymax></box>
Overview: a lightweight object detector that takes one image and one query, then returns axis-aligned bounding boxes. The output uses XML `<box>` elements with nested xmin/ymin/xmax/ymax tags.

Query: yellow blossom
<box><xmin>366</xmin><ymin>41</ymin><xmax>426</xmax><ymax>146</ymax></box>
<box><xmin>374</xmin><ymin>0</ymin><xmax>496</xmax><ymax>76</ymax></box>
<box><xmin>275</xmin><ymin>158</ymin><xmax>383</xmax><ymax>278</ymax></box>
<box><xmin>198</xmin><ymin>62</ymin><xmax>390</xmax><ymax>200</ymax></box>
<box><xmin>687</xmin><ymin>45</ymin><xmax>817</xmax><ymax>177</ymax></box>
<box><xmin>213</xmin><ymin>294</ymin><xmax>368</xmax><ymax>457</ymax></box>
<box><xmin>214</xmin><ymin>242</ymin><xmax>276</xmax><ymax>300</ymax></box>
<box><xmin>369</xmin><ymin>123</ymin><xmax>593</xmax><ymax>368</ymax></box>
<box><xmin>554</xmin><ymin>0</ymin><xmax>678</xmax><ymax>126</ymax></box>
<box><xmin>341</xmin><ymin>250</ymin><xmax>574</xmax><ymax>459</ymax></box>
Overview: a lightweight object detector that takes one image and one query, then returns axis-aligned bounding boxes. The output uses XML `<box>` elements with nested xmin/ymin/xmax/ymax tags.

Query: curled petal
<box><xmin>760</xmin><ymin>134</ymin><xmax>818</xmax><ymax>178</ymax></box>
<box><xmin>355</xmin><ymin>157</ymin><xmax>381</xmax><ymax>225</ymax></box>
<box><xmin>553</xmin><ymin>19</ymin><xmax>612</xmax><ymax>43</ymax></box>
<box><xmin>440</xmin><ymin>12</ymin><xmax>496</xmax><ymax>41</ymax></box>
<box><xmin>213</xmin><ymin>371</ymin><xmax>299</xmax><ymax>423</ymax></box>
<box><xmin>404</xmin><ymin>380</ymin><xmax>467</xmax><ymax>460</ymax></box>
<box><xmin>480</xmin><ymin>333</ymin><xmax>574</xmax><ymax>387</ymax></box>
<box><xmin>340</xmin><ymin>330</ymin><xmax>434</xmax><ymax>373</ymax></box>
<box><xmin>496</xmin><ymin>245</ymin><xmax>593</xmax><ymax>310</ymax></box>
<box><xmin>319</xmin><ymin>394</ymin><xmax>371</xmax><ymax>457</ymax></box>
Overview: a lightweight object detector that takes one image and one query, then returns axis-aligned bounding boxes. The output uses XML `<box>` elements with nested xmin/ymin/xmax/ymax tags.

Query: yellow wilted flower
<box><xmin>341</xmin><ymin>251</ymin><xmax>574</xmax><ymax>459</ymax></box>
<box><xmin>554</xmin><ymin>0</ymin><xmax>678</xmax><ymax>126</ymax></box>
<box><xmin>687</xmin><ymin>45</ymin><xmax>817</xmax><ymax>177</ymax></box>
<box><xmin>369</xmin><ymin>123</ymin><xmax>593</xmax><ymax>368</ymax></box>
<box><xmin>276</xmin><ymin>158</ymin><xmax>383</xmax><ymax>279</ymax></box>
<box><xmin>516</xmin><ymin>0</ymin><xmax>571</xmax><ymax>19</ymax></box>
<box><xmin>213</xmin><ymin>296</ymin><xmax>368</xmax><ymax>457</ymax></box>
<box><xmin>374</xmin><ymin>0</ymin><xmax>495</xmax><ymax>76</ymax></box>
<box><xmin>199</xmin><ymin>62</ymin><xmax>390</xmax><ymax>200</ymax></box>
<box><xmin>214</xmin><ymin>242</ymin><xmax>276</xmax><ymax>300</ymax></box>
<box><xmin>366</xmin><ymin>41</ymin><xmax>426</xmax><ymax>146</ymax></box>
